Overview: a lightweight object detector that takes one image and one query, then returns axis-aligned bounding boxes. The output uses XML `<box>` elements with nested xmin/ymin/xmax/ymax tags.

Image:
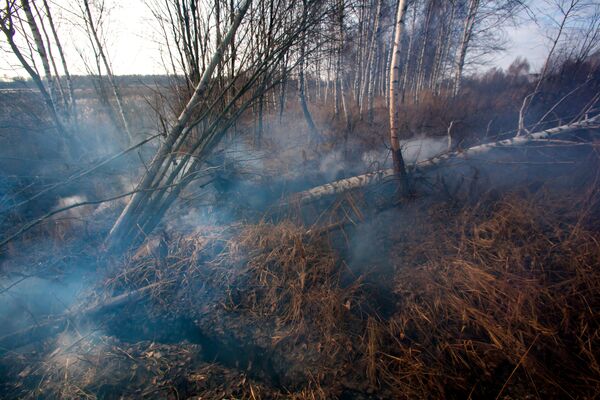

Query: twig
<box><xmin>0</xmin><ymin>172</ymin><xmax>213</xmax><ymax>248</ymax></box>
<box><xmin>495</xmin><ymin>334</ymin><xmax>540</xmax><ymax>400</ymax></box>
<box><xmin>0</xmin><ymin>133</ymin><xmax>161</xmax><ymax>215</ymax></box>
<box><xmin>0</xmin><ymin>282</ymin><xmax>164</xmax><ymax>352</ymax></box>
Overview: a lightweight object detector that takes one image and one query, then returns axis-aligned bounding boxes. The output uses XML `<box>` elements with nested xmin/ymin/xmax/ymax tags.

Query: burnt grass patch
<box><xmin>2</xmin><ymin>148</ymin><xmax>600</xmax><ymax>399</ymax></box>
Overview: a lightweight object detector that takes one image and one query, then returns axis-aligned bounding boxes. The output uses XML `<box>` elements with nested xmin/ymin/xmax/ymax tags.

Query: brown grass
<box><xmin>224</xmin><ymin>222</ymin><xmax>356</xmax><ymax>335</ymax></box>
<box><xmin>377</xmin><ymin>188</ymin><xmax>600</xmax><ymax>398</ymax></box>
<box><xmin>27</xmin><ymin>179</ymin><xmax>600</xmax><ymax>399</ymax></box>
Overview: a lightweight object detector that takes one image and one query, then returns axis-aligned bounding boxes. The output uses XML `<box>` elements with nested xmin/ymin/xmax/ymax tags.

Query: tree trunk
<box><xmin>106</xmin><ymin>0</ymin><xmax>252</xmax><ymax>252</ymax></box>
<box><xmin>256</xmin><ymin>93</ymin><xmax>264</xmax><ymax>146</ymax></box>
<box><xmin>434</xmin><ymin>2</ymin><xmax>455</xmax><ymax>95</ymax></box>
<box><xmin>290</xmin><ymin>113</ymin><xmax>600</xmax><ymax>204</ymax></box>
<box><xmin>298</xmin><ymin>1</ymin><xmax>319</xmax><ymax>141</ymax></box>
<box><xmin>353</xmin><ymin>2</ymin><xmax>367</xmax><ymax>107</ymax></box>
<box><xmin>279</xmin><ymin>54</ymin><xmax>288</xmax><ymax>123</ymax></box>
<box><xmin>389</xmin><ymin>0</ymin><xmax>409</xmax><ymax>193</ymax></box>
<box><xmin>400</xmin><ymin>3</ymin><xmax>416</xmax><ymax>103</ymax></box>
<box><xmin>360</xmin><ymin>0</ymin><xmax>383</xmax><ymax>120</ymax></box>
<box><xmin>414</xmin><ymin>0</ymin><xmax>433</xmax><ymax>102</ymax></box>
<box><xmin>453</xmin><ymin>0</ymin><xmax>479</xmax><ymax>97</ymax></box>
<box><xmin>21</xmin><ymin>0</ymin><xmax>55</xmax><ymax>101</ymax></box>
<box><xmin>83</xmin><ymin>0</ymin><xmax>133</xmax><ymax>143</ymax></box>
<box><xmin>42</xmin><ymin>0</ymin><xmax>77</xmax><ymax>122</ymax></box>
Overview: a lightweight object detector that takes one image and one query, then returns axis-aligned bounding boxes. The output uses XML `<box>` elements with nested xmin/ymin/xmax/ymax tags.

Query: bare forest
<box><xmin>1</xmin><ymin>0</ymin><xmax>600</xmax><ymax>398</ymax></box>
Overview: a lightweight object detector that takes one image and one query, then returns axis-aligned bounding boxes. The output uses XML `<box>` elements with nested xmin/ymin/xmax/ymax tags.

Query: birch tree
<box><xmin>297</xmin><ymin>0</ymin><xmax>319</xmax><ymax>141</ymax></box>
<box><xmin>389</xmin><ymin>0</ymin><xmax>409</xmax><ymax>190</ymax></box>
<box><xmin>452</xmin><ymin>0</ymin><xmax>524</xmax><ymax>97</ymax></box>
<box><xmin>106</xmin><ymin>0</ymin><xmax>331</xmax><ymax>251</ymax></box>
<box><xmin>359</xmin><ymin>0</ymin><xmax>382</xmax><ymax>119</ymax></box>
<box><xmin>453</xmin><ymin>0</ymin><xmax>480</xmax><ymax>96</ymax></box>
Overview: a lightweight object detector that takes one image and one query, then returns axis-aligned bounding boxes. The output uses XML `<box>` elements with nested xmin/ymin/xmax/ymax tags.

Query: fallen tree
<box><xmin>289</xmin><ymin>113</ymin><xmax>600</xmax><ymax>204</ymax></box>
<box><xmin>0</xmin><ymin>220</ymin><xmax>347</xmax><ymax>352</ymax></box>
<box><xmin>0</xmin><ymin>282</ymin><xmax>162</xmax><ymax>352</ymax></box>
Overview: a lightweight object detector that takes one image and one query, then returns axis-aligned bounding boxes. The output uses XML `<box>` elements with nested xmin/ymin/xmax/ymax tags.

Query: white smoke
<box><xmin>400</xmin><ymin>135</ymin><xmax>448</xmax><ymax>164</ymax></box>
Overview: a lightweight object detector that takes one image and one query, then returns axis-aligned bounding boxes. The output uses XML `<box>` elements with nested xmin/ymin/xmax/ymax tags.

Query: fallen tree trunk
<box><xmin>0</xmin><ymin>218</ymin><xmax>347</xmax><ymax>352</ymax></box>
<box><xmin>289</xmin><ymin>114</ymin><xmax>600</xmax><ymax>204</ymax></box>
<box><xmin>0</xmin><ymin>282</ymin><xmax>161</xmax><ymax>352</ymax></box>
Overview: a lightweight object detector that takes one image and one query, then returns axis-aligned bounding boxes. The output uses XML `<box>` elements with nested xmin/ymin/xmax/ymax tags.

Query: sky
<box><xmin>496</xmin><ymin>19</ymin><xmax>549</xmax><ymax>71</ymax></box>
<box><xmin>0</xmin><ymin>0</ymin><xmax>553</xmax><ymax>79</ymax></box>
<box><xmin>0</xmin><ymin>0</ymin><xmax>164</xmax><ymax>78</ymax></box>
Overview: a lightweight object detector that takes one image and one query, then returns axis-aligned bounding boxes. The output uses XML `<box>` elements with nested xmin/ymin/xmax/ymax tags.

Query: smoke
<box><xmin>52</xmin><ymin>195</ymin><xmax>91</xmax><ymax>225</ymax></box>
<box><xmin>360</xmin><ymin>136</ymin><xmax>449</xmax><ymax>170</ymax></box>
<box><xmin>0</xmin><ymin>95</ymin><xmax>149</xmax><ymax>353</ymax></box>
<box><xmin>0</xmin><ymin>273</ymin><xmax>91</xmax><ymax>337</ymax></box>
<box><xmin>318</xmin><ymin>149</ymin><xmax>347</xmax><ymax>181</ymax></box>
<box><xmin>166</xmin><ymin>206</ymin><xmax>216</xmax><ymax>233</ymax></box>
<box><xmin>400</xmin><ymin>135</ymin><xmax>449</xmax><ymax>164</ymax></box>
<box><xmin>163</xmin><ymin>124</ymin><xmax>453</xmax><ymax>227</ymax></box>
<box><xmin>1</xmin><ymin>83</ymin><xmax>596</xmax><ymax>400</ymax></box>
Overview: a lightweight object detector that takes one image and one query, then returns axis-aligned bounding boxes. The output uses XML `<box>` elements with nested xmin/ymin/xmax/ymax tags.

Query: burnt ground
<box><xmin>1</xmin><ymin>140</ymin><xmax>600</xmax><ymax>399</ymax></box>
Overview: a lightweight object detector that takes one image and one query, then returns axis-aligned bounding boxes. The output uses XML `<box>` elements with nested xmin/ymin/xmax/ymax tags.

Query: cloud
<box><xmin>498</xmin><ymin>20</ymin><xmax>549</xmax><ymax>71</ymax></box>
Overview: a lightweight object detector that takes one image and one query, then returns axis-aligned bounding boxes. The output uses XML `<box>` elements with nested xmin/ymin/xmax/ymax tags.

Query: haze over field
<box><xmin>1</xmin><ymin>0</ymin><xmax>599</xmax><ymax>398</ymax></box>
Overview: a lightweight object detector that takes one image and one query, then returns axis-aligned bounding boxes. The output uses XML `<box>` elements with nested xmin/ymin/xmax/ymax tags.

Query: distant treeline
<box><xmin>0</xmin><ymin>75</ymin><xmax>177</xmax><ymax>90</ymax></box>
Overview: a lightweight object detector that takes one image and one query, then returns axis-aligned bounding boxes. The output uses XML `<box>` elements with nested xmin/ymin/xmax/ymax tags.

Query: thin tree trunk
<box><xmin>106</xmin><ymin>0</ymin><xmax>252</xmax><ymax>252</ymax></box>
<box><xmin>230</xmin><ymin>0</ymin><xmax>237</xmax><ymax>99</ymax></box>
<box><xmin>435</xmin><ymin>2</ymin><xmax>455</xmax><ymax>95</ymax></box>
<box><xmin>256</xmin><ymin>94</ymin><xmax>264</xmax><ymax>146</ymax></box>
<box><xmin>415</xmin><ymin>0</ymin><xmax>433</xmax><ymax>102</ymax></box>
<box><xmin>334</xmin><ymin>50</ymin><xmax>341</xmax><ymax>118</ymax></box>
<box><xmin>324</xmin><ymin>48</ymin><xmax>331</xmax><ymax>105</ymax></box>
<box><xmin>333</xmin><ymin>0</ymin><xmax>344</xmax><ymax>118</ymax></box>
<box><xmin>32</xmin><ymin>0</ymin><xmax>67</xmax><ymax>112</ymax></box>
<box><xmin>42</xmin><ymin>0</ymin><xmax>77</xmax><ymax>121</ymax></box>
<box><xmin>382</xmin><ymin>42</ymin><xmax>390</xmax><ymax>102</ymax></box>
<box><xmin>298</xmin><ymin>36</ymin><xmax>319</xmax><ymax>139</ymax></box>
<box><xmin>353</xmin><ymin>2</ymin><xmax>366</xmax><ymax>106</ymax></box>
<box><xmin>83</xmin><ymin>0</ymin><xmax>133</xmax><ymax>143</ymax></box>
<box><xmin>400</xmin><ymin>3</ymin><xmax>416</xmax><ymax>103</ymax></box>
<box><xmin>21</xmin><ymin>0</ymin><xmax>55</xmax><ymax>101</ymax></box>
<box><xmin>279</xmin><ymin>54</ymin><xmax>288</xmax><ymax>123</ymax></box>
<box><xmin>430</xmin><ymin>3</ymin><xmax>448</xmax><ymax>91</ymax></box>
<box><xmin>453</xmin><ymin>0</ymin><xmax>479</xmax><ymax>97</ymax></box>
<box><xmin>215</xmin><ymin>0</ymin><xmax>224</xmax><ymax>92</ymax></box>
<box><xmin>389</xmin><ymin>0</ymin><xmax>409</xmax><ymax>192</ymax></box>
<box><xmin>360</xmin><ymin>0</ymin><xmax>383</xmax><ymax>119</ymax></box>
<box><xmin>296</xmin><ymin>0</ymin><xmax>318</xmax><ymax>140</ymax></box>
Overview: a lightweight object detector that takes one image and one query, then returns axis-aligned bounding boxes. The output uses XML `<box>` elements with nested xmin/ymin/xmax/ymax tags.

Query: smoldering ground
<box><xmin>0</xmin><ymin>100</ymin><xmax>599</xmax><ymax>399</ymax></box>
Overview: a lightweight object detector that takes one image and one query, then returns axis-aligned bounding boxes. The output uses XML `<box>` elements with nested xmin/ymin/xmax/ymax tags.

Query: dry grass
<box><xmin>224</xmin><ymin>222</ymin><xmax>356</xmax><ymax>336</ymax></box>
<box><xmin>377</xmin><ymin>188</ymin><xmax>600</xmax><ymax>398</ymax></box>
<box><xmin>12</xmin><ymin>176</ymin><xmax>600</xmax><ymax>399</ymax></box>
<box><xmin>10</xmin><ymin>333</ymin><xmax>290</xmax><ymax>400</ymax></box>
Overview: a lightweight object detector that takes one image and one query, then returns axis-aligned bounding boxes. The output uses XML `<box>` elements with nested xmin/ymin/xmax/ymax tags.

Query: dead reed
<box><xmin>28</xmin><ymin>181</ymin><xmax>600</xmax><ymax>399</ymax></box>
<box><xmin>378</xmin><ymin>188</ymin><xmax>600</xmax><ymax>398</ymax></box>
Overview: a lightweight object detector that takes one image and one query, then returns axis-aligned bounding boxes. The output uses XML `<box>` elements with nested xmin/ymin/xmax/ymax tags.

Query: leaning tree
<box><xmin>106</xmin><ymin>0</ymin><xmax>335</xmax><ymax>251</ymax></box>
<box><xmin>0</xmin><ymin>0</ymin><xmax>79</xmax><ymax>156</ymax></box>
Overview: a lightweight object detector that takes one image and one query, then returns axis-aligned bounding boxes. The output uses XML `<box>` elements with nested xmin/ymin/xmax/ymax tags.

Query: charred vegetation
<box><xmin>1</xmin><ymin>0</ymin><xmax>600</xmax><ymax>398</ymax></box>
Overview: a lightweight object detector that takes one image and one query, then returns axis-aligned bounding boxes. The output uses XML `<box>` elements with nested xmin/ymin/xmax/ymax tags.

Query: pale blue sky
<box><xmin>0</xmin><ymin>0</ymin><xmax>556</xmax><ymax>79</ymax></box>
